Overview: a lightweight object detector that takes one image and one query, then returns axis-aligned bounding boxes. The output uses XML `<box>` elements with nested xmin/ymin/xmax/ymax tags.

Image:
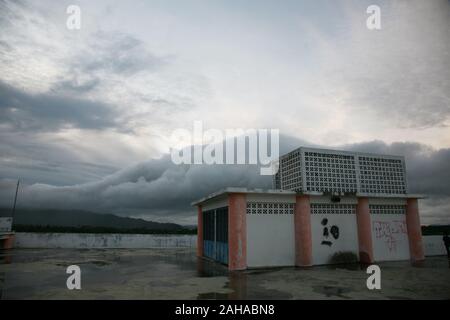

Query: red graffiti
<box><xmin>373</xmin><ymin>220</ymin><xmax>407</xmax><ymax>253</ymax></box>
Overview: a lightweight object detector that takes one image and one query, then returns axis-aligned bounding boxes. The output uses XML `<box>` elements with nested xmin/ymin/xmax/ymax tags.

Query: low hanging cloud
<box><xmin>0</xmin><ymin>136</ymin><xmax>449</xmax><ymax>225</ymax></box>
<box><xmin>0</xmin><ymin>0</ymin><xmax>449</xmax><ymax>226</ymax></box>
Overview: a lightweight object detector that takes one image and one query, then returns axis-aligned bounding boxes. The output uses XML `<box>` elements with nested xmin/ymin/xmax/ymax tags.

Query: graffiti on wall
<box><xmin>321</xmin><ymin>218</ymin><xmax>340</xmax><ymax>246</ymax></box>
<box><xmin>373</xmin><ymin>220</ymin><xmax>407</xmax><ymax>253</ymax></box>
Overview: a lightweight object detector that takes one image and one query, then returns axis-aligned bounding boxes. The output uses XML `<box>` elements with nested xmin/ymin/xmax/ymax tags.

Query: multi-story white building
<box><xmin>193</xmin><ymin>147</ymin><xmax>425</xmax><ymax>271</ymax></box>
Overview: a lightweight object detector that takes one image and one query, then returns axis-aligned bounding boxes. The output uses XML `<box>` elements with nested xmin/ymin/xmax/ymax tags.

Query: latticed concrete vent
<box><xmin>246</xmin><ymin>202</ymin><xmax>294</xmax><ymax>215</ymax></box>
<box><xmin>311</xmin><ymin>204</ymin><xmax>356</xmax><ymax>215</ymax></box>
<box><xmin>369</xmin><ymin>204</ymin><xmax>406</xmax><ymax>215</ymax></box>
<box><xmin>274</xmin><ymin>147</ymin><xmax>408</xmax><ymax>195</ymax></box>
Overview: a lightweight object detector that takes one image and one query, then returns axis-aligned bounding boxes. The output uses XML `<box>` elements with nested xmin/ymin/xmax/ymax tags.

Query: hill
<box><xmin>0</xmin><ymin>208</ymin><xmax>188</xmax><ymax>233</ymax></box>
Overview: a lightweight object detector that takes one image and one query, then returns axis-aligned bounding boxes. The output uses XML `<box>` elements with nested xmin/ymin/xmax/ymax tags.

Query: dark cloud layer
<box><xmin>0</xmin><ymin>136</ymin><xmax>449</xmax><ymax>224</ymax></box>
<box><xmin>343</xmin><ymin>140</ymin><xmax>450</xmax><ymax>196</ymax></box>
<box><xmin>0</xmin><ymin>81</ymin><xmax>118</xmax><ymax>132</ymax></box>
<box><xmin>0</xmin><ymin>0</ymin><xmax>448</xmax><ymax>226</ymax></box>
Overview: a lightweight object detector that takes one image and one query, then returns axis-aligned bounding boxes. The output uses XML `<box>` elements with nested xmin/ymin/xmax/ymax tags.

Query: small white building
<box><xmin>192</xmin><ymin>147</ymin><xmax>425</xmax><ymax>271</ymax></box>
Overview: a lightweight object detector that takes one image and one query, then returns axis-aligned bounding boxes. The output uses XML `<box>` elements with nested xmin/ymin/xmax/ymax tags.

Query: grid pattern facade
<box><xmin>246</xmin><ymin>202</ymin><xmax>294</xmax><ymax>215</ymax></box>
<box><xmin>279</xmin><ymin>150</ymin><xmax>302</xmax><ymax>191</ymax></box>
<box><xmin>311</xmin><ymin>203</ymin><xmax>356</xmax><ymax>214</ymax></box>
<box><xmin>369</xmin><ymin>205</ymin><xmax>406</xmax><ymax>215</ymax></box>
<box><xmin>273</xmin><ymin>148</ymin><xmax>408</xmax><ymax>195</ymax></box>
<box><xmin>304</xmin><ymin>151</ymin><xmax>357</xmax><ymax>193</ymax></box>
<box><xmin>359</xmin><ymin>156</ymin><xmax>407</xmax><ymax>194</ymax></box>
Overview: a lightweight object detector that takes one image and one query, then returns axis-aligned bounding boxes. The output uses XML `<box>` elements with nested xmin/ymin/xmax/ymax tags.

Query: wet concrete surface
<box><xmin>0</xmin><ymin>248</ymin><xmax>449</xmax><ymax>299</ymax></box>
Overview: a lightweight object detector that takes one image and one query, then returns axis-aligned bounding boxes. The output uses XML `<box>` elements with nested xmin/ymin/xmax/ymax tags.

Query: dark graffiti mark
<box><xmin>321</xmin><ymin>218</ymin><xmax>339</xmax><ymax>246</ymax></box>
<box><xmin>330</xmin><ymin>225</ymin><xmax>339</xmax><ymax>239</ymax></box>
<box><xmin>321</xmin><ymin>240</ymin><xmax>333</xmax><ymax>246</ymax></box>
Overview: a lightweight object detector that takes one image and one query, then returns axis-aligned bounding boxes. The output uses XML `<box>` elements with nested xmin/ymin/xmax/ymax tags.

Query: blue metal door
<box><xmin>203</xmin><ymin>207</ymin><xmax>228</xmax><ymax>265</ymax></box>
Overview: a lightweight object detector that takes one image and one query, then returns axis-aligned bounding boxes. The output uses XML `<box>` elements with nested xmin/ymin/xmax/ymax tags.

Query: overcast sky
<box><xmin>0</xmin><ymin>0</ymin><xmax>449</xmax><ymax>225</ymax></box>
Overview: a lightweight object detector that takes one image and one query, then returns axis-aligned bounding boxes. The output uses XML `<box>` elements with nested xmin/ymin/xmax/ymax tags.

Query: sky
<box><xmin>0</xmin><ymin>0</ymin><xmax>449</xmax><ymax>225</ymax></box>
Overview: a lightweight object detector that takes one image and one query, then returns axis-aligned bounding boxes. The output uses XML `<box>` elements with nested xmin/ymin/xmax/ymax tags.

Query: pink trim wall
<box><xmin>356</xmin><ymin>197</ymin><xmax>374</xmax><ymax>263</ymax></box>
<box><xmin>196</xmin><ymin>205</ymin><xmax>203</xmax><ymax>257</ymax></box>
<box><xmin>228</xmin><ymin>193</ymin><xmax>247</xmax><ymax>271</ymax></box>
<box><xmin>406</xmin><ymin>198</ymin><xmax>425</xmax><ymax>261</ymax></box>
<box><xmin>294</xmin><ymin>195</ymin><xmax>313</xmax><ymax>266</ymax></box>
<box><xmin>1</xmin><ymin>234</ymin><xmax>15</xmax><ymax>250</ymax></box>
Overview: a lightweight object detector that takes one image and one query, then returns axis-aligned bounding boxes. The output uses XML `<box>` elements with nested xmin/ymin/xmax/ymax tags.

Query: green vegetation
<box><xmin>1</xmin><ymin>207</ymin><xmax>198</xmax><ymax>235</ymax></box>
<box><xmin>14</xmin><ymin>224</ymin><xmax>197</xmax><ymax>235</ymax></box>
<box><xmin>421</xmin><ymin>225</ymin><xmax>450</xmax><ymax>236</ymax></box>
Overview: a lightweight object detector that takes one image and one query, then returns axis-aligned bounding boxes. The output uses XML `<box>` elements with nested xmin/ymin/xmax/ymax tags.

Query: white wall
<box><xmin>14</xmin><ymin>233</ymin><xmax>196</xmax><ymax>249</ymax></box>
<box><xmin>423</xmin><ymin>235</ymin><xmax>447</xmax><ymax>256</ymax></box>
<box><xmin>0</xmin><ymin>217</ymin><xmax>13</xmax><ymax>232</ymax></box>
<box><xmin>311</xmin><ymin>214</ymin><xmax>359</xmax><ymax>265</ymax></box>
<box><xmin>371</xmin><ymin>214</ymin><xmax>410</xmax><ymax>261</ymax></box>
<box><xmin>246</xmin><ymin>213</ymin><xmax>295</xmax><ymax>267</ymax></box>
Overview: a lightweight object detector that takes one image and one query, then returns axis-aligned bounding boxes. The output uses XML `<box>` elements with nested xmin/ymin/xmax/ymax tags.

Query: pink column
<box><xmin>356</xmin><ymin>197</ymin><xmax>374</xmax><ymax>264</ymax></box>
<box><xmin>294</xmin><ymin>195</ymin><xmax>313</xmax><ymax>267</ymax></box>
<box><xmin>2</xmin><ymin>234</ymin><xmax>15</xmax><ymax>250</ymax></box>
<box><xmin>228</xmin><ymin>193</ymin><xmax>247</xmax><ymax>271</ymax></box>
<box><xmin>406</xmin><ymin>198</ymin><xmax>425</xmax><ymax>262</ymax></box>
<box><xmin>197</xmin><ymin>205</ymin><xmax>203</xmax><ymax>257</ymax></box>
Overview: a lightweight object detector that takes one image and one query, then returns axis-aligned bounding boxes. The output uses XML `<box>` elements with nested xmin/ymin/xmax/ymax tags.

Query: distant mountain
<box><xmin>0</xmin><ymin>208</ymin><xmax>185</xmax><ymax>231</ymax></box>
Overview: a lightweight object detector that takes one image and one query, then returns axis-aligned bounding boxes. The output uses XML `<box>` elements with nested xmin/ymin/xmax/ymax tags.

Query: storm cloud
<box><xmin>1</xmin><ymin>137</ymin><xmax>449</xmax><ymax>225</ymax></box>
<box><xmin>0</xmin><ymin>0</ymin><xmax>449</xmax><ymax>225</ymax></box>
<box><xmin>0</xmin><ymin>80</ymin><xmax>118</xmax><ymax>132</ymax></box>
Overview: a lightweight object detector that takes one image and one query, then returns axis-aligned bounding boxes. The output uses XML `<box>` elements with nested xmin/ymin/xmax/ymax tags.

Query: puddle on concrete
<box><xmin>0</xmin><ymin>251</ymin><xmax>13</xmax><ymax>265</ymax></box>
<box><xmin>245</xmin><ymin>267</ymin><xmax>288</xmax><ymax>276</ymax></box>
<box><xmin>386</xmin><ymin>296</ymin><xmax>412</xmax><ymax>300</ymax></box>
<box><xmin>325</xmin><ymin>263</ymin><xmax>362</xmax><ymax>271</ymax></box>
<box><xmin>312</xmin><ymin>285</ymin><xmax>351</xmax><ymax>299</ymax></box>
<box><xmin>0</xmin><ymin>272</ymin><xmax>4</xmax><ymax>299</ymax></box>
<box><xmin>196</xmin><ymin>259</ymin><xmax>228</xmax><ymax>278</ymax></box>
<box><xmin>55</xmin><ymin>260</ymin><xmax>111</xmax><ymax>267</ymax></box>
<box><xmin>2</xmin><ymin>249</ymin><xmax>450</xmax><ymax>300</ymax></box>
<box><xmin>196</xmin><ymin>271</ymin><xmax>293</xmax><ymax>300</ymax></box>
<box><xmin>197</xmin><ymin>292</ymin><xmax>229</xmax><ymax>299</ymax></box>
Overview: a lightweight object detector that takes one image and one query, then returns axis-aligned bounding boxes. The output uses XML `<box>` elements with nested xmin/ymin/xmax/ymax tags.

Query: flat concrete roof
<box><xmin>191</xmin><ymin>188</ymin><xmax>426</xmax><ymax>206</ymax></box>
<box><xmin>356</xmin><ymin>193</ymin><xmax>426</xmax><ymax>199</ymax></box>
<box><xmin>2</xmin><ymin>248</ymin><xmax>450</xmax><ymax>299</ymax></box>
<box><xmin>191</xmin><ymin>188</ymin><xmax>296</xmax><ymax>206</ymax></box>
<box><xmin>278</xmin><ymin>146</ymin><xmax>406</xmax><ymax>161</ymax></box>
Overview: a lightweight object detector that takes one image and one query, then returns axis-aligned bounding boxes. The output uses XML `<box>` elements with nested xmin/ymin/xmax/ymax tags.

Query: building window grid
<box><xmin>311</xmin><ymin>203</ymin><xmax>356</xmax><ymax>214</ymax></box>
<box><xmin>369</xmin><ymin>204</ymin><xmax>406</xmax><ymax>215</ymax></box>
<box><xmin>246</xmin><ymin>202</ymin><xmax>294</xmax><ymax>215</ymax></box>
